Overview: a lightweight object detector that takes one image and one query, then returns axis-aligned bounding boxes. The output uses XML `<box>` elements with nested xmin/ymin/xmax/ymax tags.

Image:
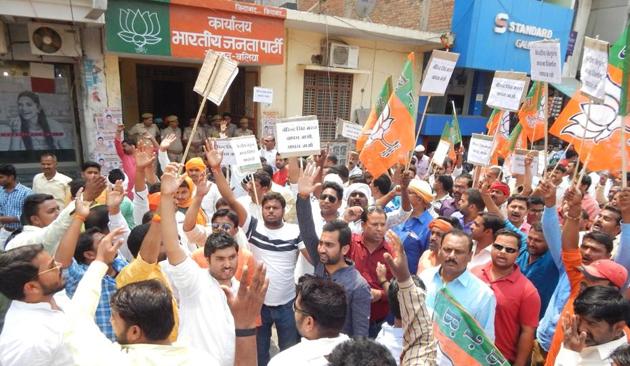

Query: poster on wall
<box><xmin>93</xmin><ymin>109</ymin><xmax>123</xmax><ymax>174</ymax></box>
<box><xmin>0</xmin><ymin>67</ymin><xmax>77</xmax><ymax>163</ymax></box>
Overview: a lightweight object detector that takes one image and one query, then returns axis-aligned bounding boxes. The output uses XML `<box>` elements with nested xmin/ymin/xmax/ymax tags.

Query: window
<box><xmin>302</xmin><ymin>70</ymin><xmax>353</xmax><ymax>141</ymax></box>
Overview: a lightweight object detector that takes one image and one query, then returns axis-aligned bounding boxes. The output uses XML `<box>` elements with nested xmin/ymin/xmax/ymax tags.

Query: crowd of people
<box><xmin>0</xmin><ymin>114</ymin><xmax>629</xmax><ymax>366</ymax></box>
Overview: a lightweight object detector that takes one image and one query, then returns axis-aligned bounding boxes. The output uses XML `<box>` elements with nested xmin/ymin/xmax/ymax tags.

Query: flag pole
<box><xmin>573</xmin><ymin>100</ymin><xmax>592</xmax><ymax>182</ymax></box>
<box><xmin>408</xmin><ymin>95</ymin><xmax>432</xmax><ymax>170</ymax></box>
<box><xmin>543</xmin><ymin>82</ymin><xmax>549</xmax><ymax>169</ymax></box>
<box><xmin>623</xmin><ymin>116</ymin><xmax>628</xmax><ymax>187</ymax></box>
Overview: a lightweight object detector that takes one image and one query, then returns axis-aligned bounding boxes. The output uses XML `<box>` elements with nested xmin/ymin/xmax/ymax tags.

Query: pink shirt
<box><xmin>581</xmin><ymin>194</ymin><xmax>600</xmax><ymax>222</ymax></box>
<box><xmin>114</xmin><ymin>138</ymin><xmax>136</xmax><ymax>198</ymax></box>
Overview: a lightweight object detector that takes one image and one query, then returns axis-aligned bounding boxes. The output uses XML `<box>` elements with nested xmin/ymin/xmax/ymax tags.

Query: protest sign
<box><xmin>529</xmin><ymin>40</ymin><xmax>562</xmax><ymax>83</ymax></box>
<box><xmin>580</xmin><ymin>37</ymin><xmax>609</xmax><ymax>102</ymax></box>
<box><xmin>253</xmin><ymin>87</ymin><xmax>273</xmax><ymax>104</ymax></box>
<box><xmin>229</xmin><ymin>135</ymin><xmax>262</xmax><ymax>175</ymax></box>
<box><xmin>215</xmin><ymin>138</ymin><xmax>237</xmax><ymax>167</ymax></box>
<box><xmin>432</xmin><ymin>140</ymin><xmax>451</xmax><ymax>167</ymax></box>
<box><xmin>486</xmin><ymin>71</ymin><xmax>530</xmax><ymax>112</ymax></box>
<box><xmin>261</xmin><ymin>111</ymin><xmax>279</xmax><ymax>138</ymax></box>
<box><xmin>339</xmin><ymin>119</ymin><xmax>363</xmax><ymax>141</ymax></box>
<box><xmin>193</xmin><ymin>50</ymin><xmax>239</xmax><ymax>105</ymax></box>
<box><xmin>510</xmin><ymin>149</ymin><xmax>540</xmax><ymax>176</ymax></box>
<box><xmin>467</xmin><ymin>134</ymin><xmax>494</xmax><ymax>166</ymax></box>
<box><xmin>420</xmin><ymin>50</ymin><xmax>460</xmax><ymax>96</ymax></box>
<box><xmin>275</xmin><ymin>116</ymin><xmax>321</xmax><ymax>157</ymax></box>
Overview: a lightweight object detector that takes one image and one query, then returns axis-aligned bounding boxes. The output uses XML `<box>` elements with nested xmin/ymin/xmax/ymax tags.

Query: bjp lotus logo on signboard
<box><xmin>117</xmin><ymin>8</ymin><xmax>162</xmax><ymax>53</ymax></box>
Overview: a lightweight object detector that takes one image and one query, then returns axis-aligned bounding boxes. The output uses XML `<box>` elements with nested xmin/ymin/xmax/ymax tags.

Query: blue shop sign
<box><xmin>452</xmin><ymin>0</ymin><xmax>574</xmax><ymax>72</ymax></box>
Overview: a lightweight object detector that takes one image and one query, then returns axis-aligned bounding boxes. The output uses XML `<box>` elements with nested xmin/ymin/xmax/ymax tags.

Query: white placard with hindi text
<box><xmin>229</xmin><ymin>135</ymin><xmax>262</xmax><ymax>175</ymax></box>
<box><xmin>275</xmin><ymin>116</ymin><xmax>321</xmax><ymax>158</ymax></box>
<box><xmin>510</xmin><ymin>149</ymin><xmax>540</xmax><ymax>176</ymax></box>
<box><xmin>340</xmin><ymin>120</ymin><xmax>363</xmax><ymax>141</ymax></box>
<box><xmin>193</xmin><ymin>50</ymin><xmax>239</xmax><ymax>105</ymax></box>
<box><xmin>467</xmin><ymin>134</ymin><xmax>494</xmax><ymax>166</ymax></box>
<box><xmin>529</xmin><ymin>40</ymin><xmax>562</xmax><ymax>83</ymax></box>
<box><xmin>580</xmin><ymin>37</ymin><xmax>609</xmax><ymax>102</ymax></box>
<box><xmin>420</xmin><ymin>50</ymin><xmax>460</xmax><ymax>96</ymax></box>
<box><xmin>486</xmin><ymin>71</ymin><xmax>530</xmax><ymax>112</ymax></box>
<box><xmin>215</xmin><ymin>138</ymin><xmax>237</xmax><ymax>167</ymax></box>
<box><xmin>253</xmin><ymin>87</ymin><xmax>273</xmax><ymax>104</ymax></box>
<box><xmin>432</xmin><ymin>140</ymin><xmax>451</xmax><ymax>167</ymax></box>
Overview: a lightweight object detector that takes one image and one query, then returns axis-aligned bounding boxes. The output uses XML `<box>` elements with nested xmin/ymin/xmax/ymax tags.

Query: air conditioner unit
<box><xmin>28</xmin><ymin>22</ymin><xmax>82</xmax><ymax>57</ymax></box>
<box><xmin>323</xmin><ymin>41</ymin><xmax>359</xmax><ymax>69</ymax></box>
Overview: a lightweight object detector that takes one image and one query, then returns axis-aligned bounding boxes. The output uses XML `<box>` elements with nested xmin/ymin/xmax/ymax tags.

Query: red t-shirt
<box><xmin>348</xmin><ymin>233</ymin><xmax>393</xmax><ymax>322</ymax></box>
<box><xmin>472</xmin><ymin>263</ymin><xmax>541</xmax><ymax>362</ymax></box>
<box><xmin>272</xmin><ymin>168</ymin><xmax>288</xmax><ymax>186</ymax></box>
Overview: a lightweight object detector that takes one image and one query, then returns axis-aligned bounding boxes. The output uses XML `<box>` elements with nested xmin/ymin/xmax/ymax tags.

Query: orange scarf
<box><xmin>177</xmin><ymin>177</ymin><xmax>207</xmax><ymax>225</ymax></box>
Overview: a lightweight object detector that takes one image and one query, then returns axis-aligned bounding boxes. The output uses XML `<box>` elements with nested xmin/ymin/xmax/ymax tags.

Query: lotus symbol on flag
<box><xmin>561</xmin><ymin>74</ymin><xmax>628</xmax><ymax>143</ymax></box>
<box><xmin>117</xmin><ymin>8</ymin><xmax>162</xmax><ymax>53</ymax></box>
<box><xmin>526</xmin><ymin>97</ymin><xmax>545</xmax><ymax>128</ymax></box>
<box><xmin>499</xmin><ymin>111</ymin><xmax>510</xmax><ymax>138</ymax></box>
<box><xmin>365</xmin><ymin>104</ymin><xmax>401</xmax><ymax>158</ymax></box>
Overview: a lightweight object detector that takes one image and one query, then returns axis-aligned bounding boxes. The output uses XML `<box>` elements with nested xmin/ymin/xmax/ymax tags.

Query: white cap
<box><xmin>323</xmin><ymin>173</ymin><xmax>344</xmax><ymax>188</ymax></box>
<box><xmin>415</xmin><ymin>144</ymin><xmax>425</xmax><ymax>153</ymax></box>
<box><xmin>344</xmin><ymin>183</ymin><xmax>373</xmax><ymax>204</ymax></box>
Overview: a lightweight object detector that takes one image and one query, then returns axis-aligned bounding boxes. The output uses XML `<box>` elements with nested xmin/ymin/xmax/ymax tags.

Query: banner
<box><xmin>487</xmin><ymin>71</ymin><xmax>530</xmax><ymax>112</ymax></box>
<box><xmin>420</xmin><ymin>50</ymin><xmax>459</xmax><ymax>96</ymax></box>
<box><xmin>275</xmin><ymin>116</ymin><xmax>321</xmax><ymax>157</ymax></box>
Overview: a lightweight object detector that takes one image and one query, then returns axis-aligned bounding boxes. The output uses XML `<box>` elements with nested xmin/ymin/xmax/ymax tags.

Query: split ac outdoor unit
<box><xmin>28</xmin><ymin>22</ymin><xmax>82</xmax><ymax>57</ymax></box>
<box><xmin>323</xmin><ymin>41</ymin><xmax>359</xmax><ymax>69</ymax></box>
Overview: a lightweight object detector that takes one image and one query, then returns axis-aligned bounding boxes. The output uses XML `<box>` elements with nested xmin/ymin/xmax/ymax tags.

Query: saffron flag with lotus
<box><xmin>439</xmin><ymin>110</ymin><xmax>462</xmax><ymax>161</ymax></box>
<box><xmin>550</xmin><ymin>26</ymin><xmax>630</xmax><ymax>172</ymax></box>
<box><xmin>486</xmin><ymin>109</ymin><xmax>511</xmax><ymax>165</ymax></box>
<box><xmin>433</xmin><ymin>288</ymin><xmax>509</xmax><ymax>366</ymax></box>
<box><xmin>359</xmin><ymin>53</ymin><xmax>416</xmax><ymax>178</ymax></box>
<box><xmin>356</xmin><ymin>76</ymin><xmax>393</xmax><ymax>151</ymax></box>
<box><xmin>518</xmin><ymin>81</ymin><xmax>547</xmax><ymax>143</ymax></box>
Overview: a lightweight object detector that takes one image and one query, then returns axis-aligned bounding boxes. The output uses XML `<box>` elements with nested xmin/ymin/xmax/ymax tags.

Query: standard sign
<box><xmin>486</xmin><ymin>71</ymin><xmax>530</xmax><ymax>112</ymax></box>
<box><xmin>275</xmin><ymin>116</ymin><xmax>321</xmax><ymax>157</ymax></box>
<box><xmin>529</xmin><ymin>40</ymin><xmax>562</xmax><ymax>83</ymax></box>
<box><xmin>420</xmin><ymin>50</ymin><xmax>460</xmax><ymax>96</ymax></box>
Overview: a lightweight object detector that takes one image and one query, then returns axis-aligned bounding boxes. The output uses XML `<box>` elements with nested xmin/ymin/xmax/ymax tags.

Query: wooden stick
<box><xmin>576</xmin><ymin>152</ymin><xmax>592</xmax><ymax>186</ymax></box>
<box><xmin>573</xmin><ymin>100</ymin><xmax>593</xmax><ymax>182</ymax></box>
<box><xmin>623</xmin><ymin>115</ymin><xmax>628</xmax><ymax>188</ymax></box>
<box><xmin>408</xmin><ymin>95</ymin><xmax>432</xmax><ymax>170</ymax></box>
<box><xmin>543</xmin><ymin>82</ymin><xmax>549</xmax><ymax>169</ymax></box>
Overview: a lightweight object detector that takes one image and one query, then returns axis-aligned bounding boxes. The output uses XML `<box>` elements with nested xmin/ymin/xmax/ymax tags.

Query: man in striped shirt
<box><xmin>0</xmin><ymin>164</ymin><xmax>32</xmax><ymax>247</ymax></box>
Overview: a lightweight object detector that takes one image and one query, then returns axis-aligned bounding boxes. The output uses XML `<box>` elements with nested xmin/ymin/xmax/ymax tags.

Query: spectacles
<box><xmin>212</xmin><ymin>222</ymin><xmax>234</xmax><ymax>232</ymax></box>
<box><xmin>38</xmin><ymin>261</ymin><xmax>62</xmax><ymax>276</ymax></box>
<box><xmin>492</xmin><ymin>243</ymin><xmax>518</xmax><ymax>254</ymax></box>
<box><xmin>319</xmin><ymin>194</ymin><xmax>337</xmax><ymax>203</ymax></box>
<box><xmin>293</xmin><ymin>301</ymin><xmax>313</xmax><ymax>317</ymax></box>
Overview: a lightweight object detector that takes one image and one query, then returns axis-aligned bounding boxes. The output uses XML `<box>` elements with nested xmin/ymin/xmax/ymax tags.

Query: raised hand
<box><xmin>106</xmin><ymin>180</ymin><xmax>126</xmax><ymax>210</ymax></box>
<box><xmin>135</xmin><ymin>149</ymin><xmax>156</xmax><ymax>169</ymax></box>
<box><xmin>74</xmin><ymin>188</ymin><xmax>90</xmax><ymax>218</ymax></box>
<box><xmin>383</xmin><ymin>230</ymin><xmax>411</xmax><ymax>283</ymax></box>
<box><xmin>343</xmin><ymin>206</ymin><xmax>364</xmax><ymax>222</ymax></box>
<box><xmin>160</xmin><ymin>133</ymin><xmax>177</xmax><ymax>152</ymax></box>
<box><xmin>564</xmin><ymin>185</ymin><xmax>583</xmax><ymax>207</ymax></box>
<box><xmin>195</xmin><ymin>179</ymin><xmax>212</xmax><ymax>198</ymax></box>
<box><xmin>204</xmin><ymin>139</ymin><xmax>223</xmax><ymax>168</ymax></box>
<box><xmin>376</xmin><ymin>261</ymin><xmax>388</xmax><ymax>285</ymax></box>
<box><xmin>400</xmin><ymin>169</ymin><xmax>414</xmax><ymax>189</ymax></box>
<box><xmin>95</xmin><ymin>227</ymin><xmax>126</xmax><ymax>265</ymax></box>
<box><xmin>83</xmin><ymin>175</ymin><xmax>107</xmax><ymax>202</ymax></box>
<box><xmin>297</xmin><ymin>162</ymin><xmax>321</xmax><ymax>198</ymax></box>
<box><xmin>562</xmin><ymin>315</ymin><xmax>587</xmax><ymax>353</ymax></box>
<box><xmin>222</xmin><ymin>262</ymin><xmax>269</xmax><ymax>329</ymax></box>
<box><xmin>161</xmin><ymin>163</ymin><xmax>185</xmax><ymax>196</ymax></box>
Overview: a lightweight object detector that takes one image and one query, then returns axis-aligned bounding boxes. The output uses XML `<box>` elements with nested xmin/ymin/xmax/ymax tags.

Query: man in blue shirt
<box><xmin>0</xmin><ymin>164</ymin><xmax>32</xmax><ymax>247</ymax></box>
<box><xmin>392</xmin><ymin>179</ymin><xmax>434</xmax><ymax>274</ymax></box>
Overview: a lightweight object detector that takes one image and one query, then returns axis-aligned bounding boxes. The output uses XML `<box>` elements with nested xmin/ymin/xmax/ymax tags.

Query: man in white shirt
<box><xmin>347</xmin><ymin>151</ymin><xmax>362</xmax><ymax>177</ymax></box>
<box><xmin>555</xmin><ymin>286</ymin><xmax>630</xmax><ymax>366</ymax></box>
<box><xmin>0</xmin><ymin>244</ymin><xmax>73</xmax><ymax>366</ymax></box>
<box><xmin>413</xmin><ymin>144</ymin><xmax>430</xmax><ymax>180</ymax></box>
<box><xmin>260</xmin><ymin>135</ymin><xmax>278</xmax><ymax>171</ymax></box>
<box><xmin>269</xmin><ymin>276</ymin><xmax>349</xmax><ymax>366</ymax></box>
<box><xmin>32</xmin><ymin>152</ymin><xmax>72</xmax><ymax>209</ymax></box>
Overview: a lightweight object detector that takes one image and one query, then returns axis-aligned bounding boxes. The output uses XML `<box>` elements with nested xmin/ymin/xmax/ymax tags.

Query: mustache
<box><xmin>445</xmin><ymin>259</ymin><xmax>458</xmax><ymax>265</ymax></box>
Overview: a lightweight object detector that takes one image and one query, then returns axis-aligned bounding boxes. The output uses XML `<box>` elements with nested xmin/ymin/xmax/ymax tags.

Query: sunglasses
<box><xmin>319</xmin><ymin>194</ymin><xmax>337</xmax><ymax>203</ymax></box>
<box><xmin>211</xmin><ymin>222</ymin><xmax>234</xmax><ymax>232</ymax></box>
<box><xmin>492</xmin><ymin>243</ymin><xmax>518</xmax><ymax>254</ymax></box>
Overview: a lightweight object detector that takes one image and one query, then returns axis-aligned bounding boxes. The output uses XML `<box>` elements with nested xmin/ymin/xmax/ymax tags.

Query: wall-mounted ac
<box><xmin>28</xmin><ymin>22</ymin><xmax>82</xmax><ymax>57</ymax></box>
<box><xmin>322</xmin><ymin>41</ymin><xmax>359</xmax><ymax>69</ymax></box>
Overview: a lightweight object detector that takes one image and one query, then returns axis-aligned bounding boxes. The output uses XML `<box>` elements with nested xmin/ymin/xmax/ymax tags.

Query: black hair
<box><xmin>546</xmin><ymin>164</ymin><xmax>567</xmax><ymax>174</ymax></box>
<box><xmin>443</xmin><ymin>229</ymin><xmax>474</xmax><ymax>252</ymax></box>
<box><xmin>584</xmin><ymin>231</ymin><xmax>615</xmax><ymax>253</ymax></box>
<box><xmin>261</xmin><ymin>191</ymin><xmax>286</xmax><ymax>209</ymax></box>
<box><xmin>122</xmin><ymin>136</ymin><xmax>137</xmax><ymax>147</ymax></box>
<box><xmin>465</xmin><ymin>188</ymin><xmax>486</xmax><ymax>212</ymax></box>
<box><xmin>326</xmin><ymin>155</ymin><xmax>338</xmax><ymax>165</ymax></box>
<box><xmin>84</xmin><ymin>205</ymin><xmax>110</xmax><ymax>233</ymax></box>
<box><xmin>148</xmin><ymin>183</ymin><xmax>161</xmax><ymax>194</ymax></box>
<box><xmin>0</xmin><ymin>244</ymin><xmax>44</xmax><ymax>300</ymax></box>
<box><xmin>528</xmin><ymin>196</ymin><xmax>544</xmax><ymax>207</ymax></box>
<box><xmin>204</xmin><ymin>231</ymin><xmax>239</xmax><ymax>257</ymax></box>
<box><xmin>222</xmin><ymin>112</ymin><xmax>231</xmax><ymax>118</ymax></box>
<box><xmin>436</xmin><ymin>215</ymin><xmax>463</xmax><ymax>230</ymax></box>
<box><xmin>260</xmin><ymin>164</ymin><xmax>274</xmax><ymax>180</ymax></box>
<box><xmin>212</xmin><ymin>209</ymin><xmax>239</xmax><ymax>227</ymax></box>
<box><xmin>574</xmin><ymin>286</ymin><xmax>630</xmax><ymax>326</ymax></box>
<box><xmin>436</xmin><ymin>175</ymin><xmax>454</xmax><ymax>194</ymax></box>
<box><xmin>507</xmin><ymin>195</ymin><xmax>529</xmax><ymax>207</ymax></box>
<box><xmin>141</xmin><ymin>211</ymin><xmax>154</xmax><ymax>225</ymax></box>
<box><xmin>610</xmin><ymin>344</ymin><xmax>630</xmax><ymax>366</ymax></box>
<box><xmin>81</xmin><ymin>161</ymin><xmax>102</xmax><ymax>173</ymax></box>
<box><xmin>296</xmin><ymin>275</ymin><xmax>347</xmax><ymax>337</ymax></box>
<box><xmin>580</xmin><ymin>175</ymin><xmax>592</xmax><ymax>190</ymax></box>
<box><xmin>111</xmin><ymin>279</ymin><xmax>175</xmax><ymax>341</ymax></box>
<box><xmin>328</xmin><ymin>164</ymin><xmax>349</xmax><ymax>182</ymax></box>
<box><xmin>530</xmin><ymin>221</ymin><xmax>544</xmax><ymax>234</ymax></box>
<box><xmin>214</xmin><ymin>197</ymin><xmax>230</xmax><ymax>210</ymax></box>
<box><xmin>322</xmin><ymin>219</ymin><xmax>352</xmax><ymax>247</ymax></box>
<box><xmin>372</xmin><ymin>174</ymin><xmax>391</xmax><ymax>196</ymax></box>
<box><xmin>17</xmin><ymin>91</ymin><xmax>55</xmax><ymax>150</ymax></box>
<box><xmin>322</xmin><ymin>181</ymin><xmax>344</xmax><ymax>201</ymax></box>
<box><xmin>127</xmin><ymin>223</ymin><xmax>151</xmax><ymax>258</ymax></box>
<box><xmin>326</xmin><ymin>338</ymin><xmax>397</xmax><ymax>366</ymax></box>
<box><xmin>348</xmin><ymin>174</ymin><xmax>367</xmax><ymax>185</ymax></box>
<box><xmin>455</xmin><ymin>173</ymin><xmax>473</xmax><ymax>188</ymax></box>
<box><xmin>601</xmin><ymin>205</ymin><xmax>623</xmax><ymax>226</ymax></box>
<box><xmin>69</xmin><ymin>178</ymin><xmax>86</xmax><ymax>199</ymax></box>
<box><xmin>0</xmin><ymin>164</ymin><xmax>17</xmax><ymax>179</ymax></box>
<box><xmin>360</xmin><ymin>205</ymin><xmax>386</xmax><ymax>223</ymax></box>
<box><xmin>74</xmin><ymin>228</ymin><xmax>102</xmax><ymax>264</ymax></box>
<box><xmin>387</xmin><ymin>276</ymin><xmax>425</xmax><ymax>320</ymax></box>
<box><xmin>494</xmin><ymin>229</ymin><xmax>522</xmax><ymax>246</ymax></box>
<box><xmin>21</xmin><ymin>193</ymin><xmax>55</xmax><ymax>225</ymax></box>
<box><xmin>108</xmin><ymin>169</ymin><xmax>125</xmax><ymax>185</ymax></box>
<box><xmin>253</xmin><ymin>170</ymin><xmax>272</xmax><ymax>189</ymax></box>
<box><xmin>480</xmin><ymin>213</ymin><xmax>505</xmax><ymax>235</ymax></box>
<box><xmin>566</xmin><ymin>150</ymin><xmax>578</xmax><ymax>159</ymax></box>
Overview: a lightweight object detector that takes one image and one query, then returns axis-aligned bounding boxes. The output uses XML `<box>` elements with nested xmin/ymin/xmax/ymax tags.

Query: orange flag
<box><xmin>518</xmin><ymin>81</ymin><xmax>547</xmax><ymax>143</ymax></box>
<box><xmin>487</xmin><ymin>109</ymin><xmax>511</xmax><ymax>165</ymax></box>
<box><xmin>359</xmin><ymin>53</ymin><xmax>416</xmax><ymax>178</ymax></box>
<box><xmin>356</xmin><ymin>76</ymin><xmax>393</xmax><ymax>151</ymax></box>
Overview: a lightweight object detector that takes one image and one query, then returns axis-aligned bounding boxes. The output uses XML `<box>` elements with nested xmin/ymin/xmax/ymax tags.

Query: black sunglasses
<box><xmin>319</xmin><ymin>194</ymin><xmax>337</xmax><ymax>203</ymax></box>
<box><xmin>492</xmin><ymin>243</ymin><xmax>518</xmax><ymax>254</ymax></box>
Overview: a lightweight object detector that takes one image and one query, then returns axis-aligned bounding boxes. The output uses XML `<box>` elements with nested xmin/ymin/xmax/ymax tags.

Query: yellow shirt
<box><xmin>116</xmin><ymin>255</ymin><xmax>179</xmax><ymax>342</ymax></box>
<box><xmin>32</xmin><ymin>172</ymin><xmax>72</xmax><ymax>209</ymax></box>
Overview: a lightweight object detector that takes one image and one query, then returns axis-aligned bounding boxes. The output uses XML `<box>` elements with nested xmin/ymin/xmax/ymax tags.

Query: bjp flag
<box><xmin>518</xmin><ymin>81</ymin><xmax>547</xmax><ymax>143</ymax></box>
<box><xmin>550</xmin><ymin>27</ymin><xmax>630</xmax><ymax>173</ymax></box>
<box><xmin>356</xmin><ymin>76</ymin><xmax>393</xmax><ymax>151</ymax></box>
<box><xmin>359</xmin><ymin>53</ymin><xmax>416</xmax><ymax>178</ymax></box>
<box><xmin>487</xmin><ymin>109</ymin><xmax>511</xmax><ymax>165</ymax></box>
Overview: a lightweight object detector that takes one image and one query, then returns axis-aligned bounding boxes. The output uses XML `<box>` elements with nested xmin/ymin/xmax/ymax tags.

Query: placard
<box><xmin>510</xmin><ymin>149</ymin><xmax>540</xmax><ymax>176</ymax></box>
<box><xmin>253</xmin><ymin>87</ymin><xmax>273</xmax><ymax>104</ymax></box>
<box><xmin>529</xmin><ymin>40</ymin><xmax>562</xmax><ymax>83</ymax></box>
<box><xmin>431</xmin><ymin>140</ymin><xmax>451</xmax><ymax>167</ymax></box>
<box><xmin>229</xmin><ymin>135</ymin><xmax>262</xmax><ymax>175</ymax></box>
<box><xmin>339</xmin><ymin>119</ymin><xmax>363</xmax><ymax>141</ymax></box>
<box><xmin>215</xmin><ymin>138</ymin><xmax>237</xmax><ymax>167</ymax></box>
<box><xmin>467</xmin><ymin>134</ymin><xmax>494</xmax><ymax>166</ymax></box>
<box><xmin>275</xmin><ymin>116</ymin><xmax>321</xmax><ymax>158</ymax></box>
<box><xmin>193</xmin><ymin>50</ymin><xmax>239</xmax><ymax>105</ymax></box>
<box><xmin>486</xmin><ymin>71</ymin><xmax>530</xmax><ymax>112</ymax></box>
<box><xmin>580</xmin><ymin>37</ymin><xmax>609</xmax><ymax>102</ymax></box>
<box><xmin>420</xmin><ymin>50</ymin><xmax>460</xmax><ymax>96</ymax></box>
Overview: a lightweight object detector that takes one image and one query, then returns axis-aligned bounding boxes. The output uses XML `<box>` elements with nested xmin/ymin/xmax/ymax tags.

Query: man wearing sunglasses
<box><xmin>472</xmin><ymin>229</ymin><xmax>541</xmax><ymax>365</ymax></box>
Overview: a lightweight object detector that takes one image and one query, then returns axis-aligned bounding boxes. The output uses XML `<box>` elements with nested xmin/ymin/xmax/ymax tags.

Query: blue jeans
<box><xmin>257</xmin><ymin>299</ymin><xmax>299</xmax><ymax>366</ymax></box>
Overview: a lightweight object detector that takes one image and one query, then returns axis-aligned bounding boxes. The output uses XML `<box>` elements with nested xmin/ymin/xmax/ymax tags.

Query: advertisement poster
<box><xmin>93</xmin><ymin>109</ymin><xmax>123</xmax><ymax>174</ymax></box>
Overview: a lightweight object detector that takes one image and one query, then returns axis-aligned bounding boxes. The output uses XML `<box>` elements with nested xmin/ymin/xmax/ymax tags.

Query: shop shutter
<box><xmin>302</xmin><ymin>70</ymin><xmax>353</xmax><ymax>141</ymax></box>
